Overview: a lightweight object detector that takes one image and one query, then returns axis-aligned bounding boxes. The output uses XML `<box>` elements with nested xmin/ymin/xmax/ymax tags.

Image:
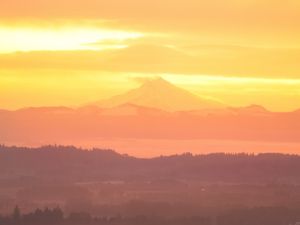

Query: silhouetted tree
<box><xmin>68</xmin><ymin>212</ymin><xmax>92</xmax><ymax>224</ymax></box>
<box><xmin>52</xmin><ymin>207</ymin><xmax>64</xmax><ymax>221</ymax></box>
<box><xmin>12</xmin><ymin>206</ymin><xmax>21</xmax><ymax>224</ymax></box>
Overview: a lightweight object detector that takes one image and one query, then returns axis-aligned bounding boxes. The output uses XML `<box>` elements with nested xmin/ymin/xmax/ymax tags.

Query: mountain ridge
<box><xmin>91</xmin><ymin>77</ymin><xmax>225</xmax><ymax>112</ymax></box>
<box><xmin>1</xmin><ymin>145</ymin><xmax>300</xmax><ymax>184</ymax></box>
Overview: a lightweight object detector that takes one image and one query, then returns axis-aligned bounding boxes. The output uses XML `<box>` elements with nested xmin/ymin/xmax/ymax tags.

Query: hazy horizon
<box><xmin>1</xmin><ymin>76</ymin><xmax>300</xmax><ymax>156</ymax></box>
<box><xmin>1</xmin><ymin>77</ymin><xmax>300</xmax><ymax>113</ymax></box>
<box><xmin>1</xmin><ymin>2</ymin><xmax>300</xmax><ymax>224</ymax></box>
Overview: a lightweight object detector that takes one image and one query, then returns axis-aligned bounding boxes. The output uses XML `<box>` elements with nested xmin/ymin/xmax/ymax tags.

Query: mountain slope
<box><xmin>92</xmin><ymin>77</ymin><xmax>224</xmax><ymax>111</ymax></box>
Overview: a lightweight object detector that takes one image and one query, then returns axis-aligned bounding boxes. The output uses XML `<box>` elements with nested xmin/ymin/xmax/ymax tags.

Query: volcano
<box><xmin>91</xmin><ymin>77</ymin><xmax>224</xmax><ymax>111</ymax></box>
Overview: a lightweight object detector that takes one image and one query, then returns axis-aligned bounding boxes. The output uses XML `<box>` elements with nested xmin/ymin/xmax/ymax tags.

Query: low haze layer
<box><xmin>1</xmin><ymin>0</ymin><xmax>300</xmax><ymax>155</ymax></box>
<box><xmin>1</xmin><ymin>79</ymin><xmax>299</xmax><ymax>156</ymax></box>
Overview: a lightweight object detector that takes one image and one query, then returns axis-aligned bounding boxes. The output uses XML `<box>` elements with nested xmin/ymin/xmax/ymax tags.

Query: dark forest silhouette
<box><xmin>1</xmin><ymin>145</ymin><xmax>300</xmax><ymax>184</ymax></box>
<box><xmin>1</xmin><ymin>146</ymin><xmax>300</xmax><ymax>225</ymax></box>
<box><xmin>1</xmin><ymin>206</ymin><xmax>300</xmax><ymax>225</ymax></box>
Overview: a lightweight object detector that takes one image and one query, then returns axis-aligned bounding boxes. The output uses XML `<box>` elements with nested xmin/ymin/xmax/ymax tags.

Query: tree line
<box><xmin>1</xmin><ymin>145</ymin><xmax>300</xmax><ymax>184</ymax></box>
<box><xmin>1</xmin><ymin>206</ymin><xmax>300</xmax><ymax>225</ymax></box>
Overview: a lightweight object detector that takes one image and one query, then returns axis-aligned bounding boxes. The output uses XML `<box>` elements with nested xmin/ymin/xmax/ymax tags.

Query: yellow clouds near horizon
<box><xmin>1</xmin><ymin>0</ymin><xmax>300</xmax><ymax>48</ymax></box>
<box><xmin>1</xmin><ymin>44</ymin><xmax>300</xmax><ymax>78</ymax></box>
<box><xmin>0</xmin><ymin>0</ymin><xmax>300</xmax><ymax>111</ymax></box>
<box><xmin>0</xmin><ymin>71</ymin><xmax>136</xmax><ymax>110</ymax></box>
<box><xmin>0</xmin><ymin>25</ymin><xmax>143</xmax><ymax>53</ymax></box>
<box><xmin>163</xmin><ymin>74</ymin><xmax>300</xmax><ymax>112</ymax></box>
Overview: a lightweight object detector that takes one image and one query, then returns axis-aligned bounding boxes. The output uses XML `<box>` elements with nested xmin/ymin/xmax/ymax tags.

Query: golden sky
<box><xmin>1</xmin><ymin>0</ymin><xmax>300</xmax><ymax>111</ymax></box>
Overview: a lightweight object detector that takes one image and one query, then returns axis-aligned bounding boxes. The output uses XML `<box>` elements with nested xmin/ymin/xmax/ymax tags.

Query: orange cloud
<box><xmin>0</xmin><ymin>0</ymin><xmax>300</xmax><ymax>112</ymax></box>
<box><xmin>1</xmin><ymin>0</ymin><xmax>300</xmax><ymax>46</ymax></box>
<box><xmin>1</xmin><ymin>44</ymin><xmax>300</xmax><ymax>78</ymax></box>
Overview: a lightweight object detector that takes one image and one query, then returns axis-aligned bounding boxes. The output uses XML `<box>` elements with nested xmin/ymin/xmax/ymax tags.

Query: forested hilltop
<box><xmin>0</xmin><ymin>145</ymin><xmax>300</xmax><ymax>184</ymax></box>
<box><xmin>1</xmin><ymin>146</ymin><xmax>300</xmax><ymax>223</ymax></box>
<box><xmin>1</xmin><ymin>205</ymin><xmax>300</xmax><ymax>225</ymax></box>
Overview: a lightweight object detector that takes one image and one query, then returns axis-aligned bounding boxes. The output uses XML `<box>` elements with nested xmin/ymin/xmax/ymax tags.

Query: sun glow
<box><xmin>0</xmin><ymin>26</ymin><xmax>144</xmax><ymax>53</ymax></box>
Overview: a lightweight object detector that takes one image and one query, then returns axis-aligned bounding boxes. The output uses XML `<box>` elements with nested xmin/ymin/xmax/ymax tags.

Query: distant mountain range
<box><xmin>0</xmin><ymin>78</ymin><xmax>299</xmax><ymax>152</ymax></box>
<box><xmin>91</xmin><ymin>77</ymin><xmax>224</xmax><ymax>111</ymax></box>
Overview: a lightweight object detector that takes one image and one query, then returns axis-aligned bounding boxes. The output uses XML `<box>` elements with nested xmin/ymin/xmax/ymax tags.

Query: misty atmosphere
<box><xmin>1</xmin><ymin>78</ymin><xmax>300</xmax><ymax>156</ymax></box>
<box><xmin>1</xmin><ymin>145</ymin><xmax>300</xmax><ymax>225</ymax></box>
<box><xmin>2</xmin><ymin>0</ymin><xmax>300</xmax><ymax>224</ymax></box>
